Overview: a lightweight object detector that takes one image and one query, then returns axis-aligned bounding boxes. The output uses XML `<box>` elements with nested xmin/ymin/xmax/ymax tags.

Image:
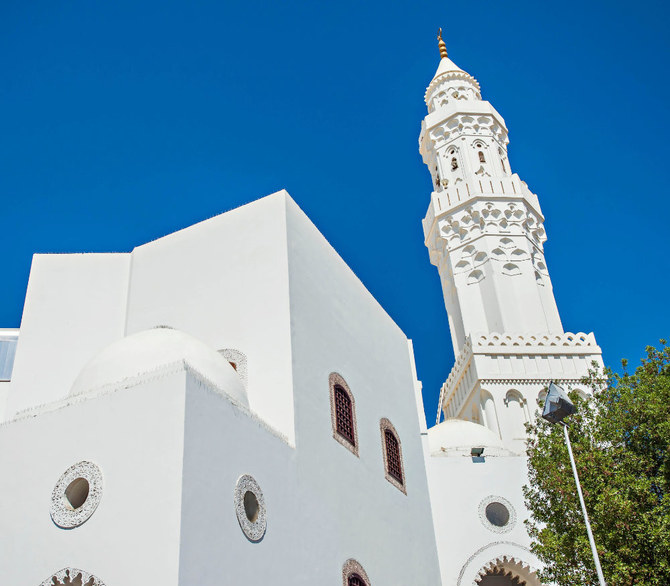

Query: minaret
<box><xmin>421</xmin><ymin>32</ymin><xmax>603</xmax><ymax>446</ymax></box>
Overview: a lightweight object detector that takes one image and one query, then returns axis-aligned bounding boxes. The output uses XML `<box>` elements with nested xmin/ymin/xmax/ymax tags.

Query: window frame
<box><xmin>342</xmin><ymin>559</ymin><xmax>371</xmax><ymax>586</ymax></box>
<box><xmin>329</xmin><ymin>373</ymin><xmax>359</xmax><ymax>456</ymax></box>
<box><xmin>380</xmin><ymin>418</ymin><xmax>406</xmax><ymax>494</ymax></box>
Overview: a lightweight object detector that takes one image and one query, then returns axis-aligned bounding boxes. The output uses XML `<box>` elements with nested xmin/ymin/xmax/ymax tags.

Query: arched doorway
<box><xmin>478</xmin><ymin>565</ymin><xmax>527</xmax><ymax>585</ymax></box>
<box><xmin>39</xmin><ymin>568</ymin><xmax>105</xmax><ymax>586</ymax></box>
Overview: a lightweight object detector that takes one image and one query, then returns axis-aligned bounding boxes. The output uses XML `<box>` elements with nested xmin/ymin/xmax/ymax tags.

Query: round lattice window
<box><xmin>234</xmin><ymin>474</ymin><xmax>266</xmax><ymax>541</ymax></box>
<box><xmin>478</xmin><ymin>495</ymin><xmax>516</xmax><ymax>533</ymax></box>
<box><xmin>50</xmin><ymin>461</ymin><xmax>103</xmax><ymax>529</ymax></box>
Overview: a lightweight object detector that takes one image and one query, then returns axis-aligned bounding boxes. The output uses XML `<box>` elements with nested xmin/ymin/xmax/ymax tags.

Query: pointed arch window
<box><xmin>380</xmin><ymin>418</ymin><xmax>406</xmax><ymax>493</ymax></box>
<box><xmin>343</xmin><ymin>559</ymin><xmax>371</xmax><ymax>586</ymax></box>
<box><xmin>478</xmin><ymin>151</ymin><xmax>486</xmax><ymax>163</ymax></box>
<box><xmin>329</xmin><ymin>373</ymin><xmax>359</xmax><ymax>456</ymax></box>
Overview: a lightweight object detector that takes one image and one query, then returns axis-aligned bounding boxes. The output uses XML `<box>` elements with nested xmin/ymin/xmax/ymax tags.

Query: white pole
<box><xmin>562</xmin><ymin>423</ymin><xmax>607</xmax><ymax>586</ymax></box>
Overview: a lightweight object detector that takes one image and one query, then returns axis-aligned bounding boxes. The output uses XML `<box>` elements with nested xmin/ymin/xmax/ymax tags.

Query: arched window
<box><xmin>478</xmin><ymin>150</ymin><xmax>486</xmax><ymax>163</ymax></box>
<box><xmin>451</xmin><ymin>157</ymin><xmax>459</xmax><ymax>170</ymax></box>
<box><xmin>335</xmin><ymin>385</ymin><xmax>355</xmax><ymax>444</ymax></box>
<box><xmin>329</xmin><ymin>373</ymin><xmax>358</xmax><ymax>456</ymax></box>
<box><xmin>385</xmin><ymin>431</ymin><xmax>402</xmax><ymax>481</ymax></box>
<box><xmin>342</xmin><ymin>559</ymin><xmax>371</xmax><ymax>586</ymax></box>
<box><xmin>380</xmin><ymin>418</ymin><xmax>405</xmax><ymax>493</ymax></box>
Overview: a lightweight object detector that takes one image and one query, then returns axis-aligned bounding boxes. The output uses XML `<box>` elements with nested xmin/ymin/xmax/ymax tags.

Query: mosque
<box><xmin>0</xmin><ymin>33</ymin><xmax>602</xmax><ymax>586</ymax></box>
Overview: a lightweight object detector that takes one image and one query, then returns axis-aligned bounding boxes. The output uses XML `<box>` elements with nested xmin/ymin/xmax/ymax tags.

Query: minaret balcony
<box><xmin>422</xmin><ymin>174</ymin><xmax>541</xmax><ymax>243</ymax></box>
<box><xmin>436</xmin><ymin>331</ymin><xmax>603</xmax><ymax>426</ymax></box>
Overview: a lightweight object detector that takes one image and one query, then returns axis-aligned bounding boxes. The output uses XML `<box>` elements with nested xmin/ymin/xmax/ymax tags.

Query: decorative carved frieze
<box><xmin>40</xmin><ymin>568</ymin><xmax>105</xmax><ymax>586</ymax></box>
<box><xmin>427</xmin><ymin>114</ymin><xmax>507</xmax><ymax>150</ymax></box>
<box><xmin>432</xmin><ymin>200</ymin><xmax>546</xmax><ymax>254</ymax></box>
<box><xmin>472</xmin><ymin>331</ymin><xmax>598</xmax><ymax>349</ymax></box>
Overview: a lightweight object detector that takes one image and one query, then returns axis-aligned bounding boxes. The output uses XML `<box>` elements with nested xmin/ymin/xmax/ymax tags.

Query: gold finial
<box><xmin>437</xmin><ymin>28</ymin><xmax>448</xmax><ymax>59</ymax></box>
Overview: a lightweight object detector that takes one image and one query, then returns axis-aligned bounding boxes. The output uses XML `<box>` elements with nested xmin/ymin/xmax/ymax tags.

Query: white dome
<box><xmin>428</xmin><ymin>419</ymin><xmax>511</xmax><ymax>457</ymax></box>
<box><xmin>70</xmin><ymin>327</ymin><xmax>247</xmax><ymax>406</ymax></box>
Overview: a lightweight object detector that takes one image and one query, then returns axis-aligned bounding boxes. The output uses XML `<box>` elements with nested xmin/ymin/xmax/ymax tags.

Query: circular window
<box><xmin>50</xmin><ymin>461</ymin><xmax>103</xmax><ymax>529</ymax></box>
<box><xmin>485</xmin><ymin>501</ymin><xmax>510</xmax><ymax>526</ymax></box>
<box><xmin>478</xmin><ymin>495</ymin><xmax>516</xmax><ymax>533</ymax></box>
<box><xmin>234</xmin><ymin>475</ymin><xmax>266</xmax><ymax>541</ymax></box>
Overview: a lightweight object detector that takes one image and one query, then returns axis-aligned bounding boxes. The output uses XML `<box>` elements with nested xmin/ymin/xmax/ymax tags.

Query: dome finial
<box><xmin>437</xmin><ymin>28</ymin><xmax>448</xmax><ymax>59</ymax></box>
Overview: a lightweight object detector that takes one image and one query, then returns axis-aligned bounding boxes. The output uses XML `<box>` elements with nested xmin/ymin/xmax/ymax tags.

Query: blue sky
<box><xmin>1</xmin><ymin>0</ymin><xmax>668</xmax><ymax>423</ymax></box>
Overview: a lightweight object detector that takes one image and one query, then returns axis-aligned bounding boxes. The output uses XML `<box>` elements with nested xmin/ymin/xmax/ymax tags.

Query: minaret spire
<box><xmin>437</xmin><ymin>28</ymin><xmax>448</xmax><ymax>59</ymax></box>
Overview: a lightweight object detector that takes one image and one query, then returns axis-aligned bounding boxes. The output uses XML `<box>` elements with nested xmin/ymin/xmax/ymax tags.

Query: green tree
<box><xmin>524</xmin><ymin>342</ymin><xmax>670</xmax><ymax>585</ymax></box>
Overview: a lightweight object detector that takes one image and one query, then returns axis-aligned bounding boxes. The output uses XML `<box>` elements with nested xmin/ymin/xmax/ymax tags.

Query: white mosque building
<box><xmin>0</xmin><ymin>34</ymin><xmax>602</xmax><ymax>586</ymax></box>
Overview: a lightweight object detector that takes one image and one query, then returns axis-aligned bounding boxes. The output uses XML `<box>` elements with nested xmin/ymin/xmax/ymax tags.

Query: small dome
<box><xmin>70</xmin><ymin>327</ymin><xmax>247</xmax><ymax>406</ymax></box>
<box><xmin>428</xmin><ymin>419</ymin><xmax>510</xmax><ymax>457</ymax></box>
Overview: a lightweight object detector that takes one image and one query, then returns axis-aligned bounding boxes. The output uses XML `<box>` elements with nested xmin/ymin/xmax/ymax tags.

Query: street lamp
<box><xmin>542</xmin><ymin>382</ymin><xmax>607</xmax><ymax>586</ymax></box>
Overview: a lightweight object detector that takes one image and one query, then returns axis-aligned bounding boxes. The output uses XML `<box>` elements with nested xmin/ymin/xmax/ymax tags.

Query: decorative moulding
<box><xmin>456</xmin><ymin>541</ymin><xmax>539</xmax><ymax>586</ymax></box>
<box><xmin>40</xmin><ymin>568</ymin><xmax>106</xmax><ymax>586</ymax></box>
<box><xmin>50</xmin><ymin>461</ymin><xmax>103</xmax><ymax>529</ymax></box>
<box><xmin>342</xmin><ymin>558</ymin><xmax>371</xmax><ymax>586</ymax></box>
<box><xmin>329</xmin><ymin>372</ymin><xmax>359</xmax><ymax>457</ymax></box>
<box><xmin>218</xmin><ymin>348</ymin><xmax>248</xmax><ymax>389</ymax></box>
<box><xmin>472</xmin><ymin>331</ymin><xmax>599</xmax><ymax>350</ymax></box>
<box><xmin>379</xmin><ymin>418</ymin><xmax>406</xmax><ymax>495</ymax></box>
<box><xmin>478</xmin><ymin>495</ymin><xmax>516</xmax><ymax>534</ymax></box>
<box><xmin>234</xmin><ymin>474</ymin><xmax>267</xmax><ymax>542</ymax></box>
<box><xmin>474</xmin><ymin>555</ymin><xmax>540</xmax><ymax>586</ymax></box>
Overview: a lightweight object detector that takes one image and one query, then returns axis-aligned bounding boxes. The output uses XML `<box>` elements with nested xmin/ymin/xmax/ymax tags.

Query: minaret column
<box><xmin>420</xmin><ymin>34</ymin><xmax>563</xmax><ymax>356</ymax></box>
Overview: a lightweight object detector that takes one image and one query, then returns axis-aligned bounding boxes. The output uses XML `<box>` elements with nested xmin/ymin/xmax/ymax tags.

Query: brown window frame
<box><xmin>329</xmin><ymin>373</ymin><xmax>359</xmax><ymax>456</ymax></box>
<box><xmin>380</xmin><ymin>418</ymin><xmax>406</xmax><ymax>494</ymax></box>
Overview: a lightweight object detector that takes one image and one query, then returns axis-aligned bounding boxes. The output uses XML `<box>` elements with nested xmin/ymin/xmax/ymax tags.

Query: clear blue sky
<box><xmin>1</xmin><ymin>0</ymin><xmax>668</xmax><ymax>423</ymax></box>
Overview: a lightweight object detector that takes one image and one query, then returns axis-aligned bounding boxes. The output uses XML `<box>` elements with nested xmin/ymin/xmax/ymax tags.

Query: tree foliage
<box><xmin>524</xmin><ymin>342</ymin><xmax>670</xmax><ymax>585</ymax></box>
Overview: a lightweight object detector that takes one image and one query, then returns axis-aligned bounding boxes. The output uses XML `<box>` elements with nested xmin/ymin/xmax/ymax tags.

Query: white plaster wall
<box><xmin>0</xmin><ymin>371</ymin><xmax>187</xmax><ymax>586</ymax></box>
<box><xmin>5</xmin><ymin>254</ymin><xmax>130</xmax><ymax>418</ymax></box>
<box><xmin>284</xmin><ymin>197</ymin><xmax>442</xmax><ymax>584</ymax></box>
<box><xmin>178</xmin><ymin>374</ymin><xmax>302</xmax><ymax>583</ymax></box>
<box><xmin>426</xmin><ymin>454</ymin><xmax>539</xmax><ymax>586</ymax></box>
<box><xmin>124</xmin><ymin>192</ymin><xmax>295</xmax><ymax>444</ymax></box>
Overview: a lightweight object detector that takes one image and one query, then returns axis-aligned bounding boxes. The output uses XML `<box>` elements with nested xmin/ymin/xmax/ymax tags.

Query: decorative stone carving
<box><xmin>50</xmin><ymin>461</ymin><xmax>103</xmax><ymax>529</ymax></box>
<box><xmin>478</xmin><ymin>495</ymin><xmax>516</xmax><ymax>534</ymax></box>
<box><xmin>425</xmin><ymin>69</ymin><xmax>481</xmax><ymax>109</ymax></box>
<box><xmin>474</xmin><ymin>556</ymin><xmax>540</xmax><ymax>586</ymax></box>
<box><xmin>435</xmin><ymin>201</ymin><xmax>546</xmax><ymax>253</ymax></box>
<box><xmin>473</xmin><ymin>331</ymin><xmax>598</xmax><ymax>348</ymax></box>
<box><xmin>342</xmin><ymin>559</ymin><xmax>372</xmax><ymax>586</ymax></box>
<box><xmin>453</xmin><ymin>244</ymin><xmax>488</xmax><ymax>284</ymax></box>
<box><xmin>218</xmin><ymin>348</ymin><xmax>248</xmax><ymax>389</ymax></box>
<box><xmin>531</xmin><ymin>250</ymin><xmax>549</xmax><ymax>285</ymax></box>
<box><xmin>427</xmin><ymin>114</ymin><xmax>507</xmax><ymax>151</ymax></box>
<box><xmin>490</xmin><ymin>237</ymin><xmax>529</xmax><ymax>276</ymax></box>
<box><xmin>329</xmin><ymin>372</ymin><xmax>359</xmax><ymax>456</ymax></box>
<box><xmin>234</xmin><ymin>474</ymin><xmax>267</xmax><ymax>542</ymax></box>
<box><xmin>379</xmin><ymin>418</ymin><xmax>406</xmax><ymax>494</ymax></box>
<box><xmin>40</xmin><ymin>568</ymin><xmax>105</xmax><ymax>586</ymax></box>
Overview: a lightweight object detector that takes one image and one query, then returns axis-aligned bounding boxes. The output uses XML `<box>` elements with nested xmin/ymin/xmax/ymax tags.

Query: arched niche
<box><xmin>480</xmin><ymin>390</ymin><xmax>500</xmax><ymax>438</ymax></box>
<box><xmin>504</xmin><ymin>390</ymin><xmax>528</xmax><ymax>439</ymax></box>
